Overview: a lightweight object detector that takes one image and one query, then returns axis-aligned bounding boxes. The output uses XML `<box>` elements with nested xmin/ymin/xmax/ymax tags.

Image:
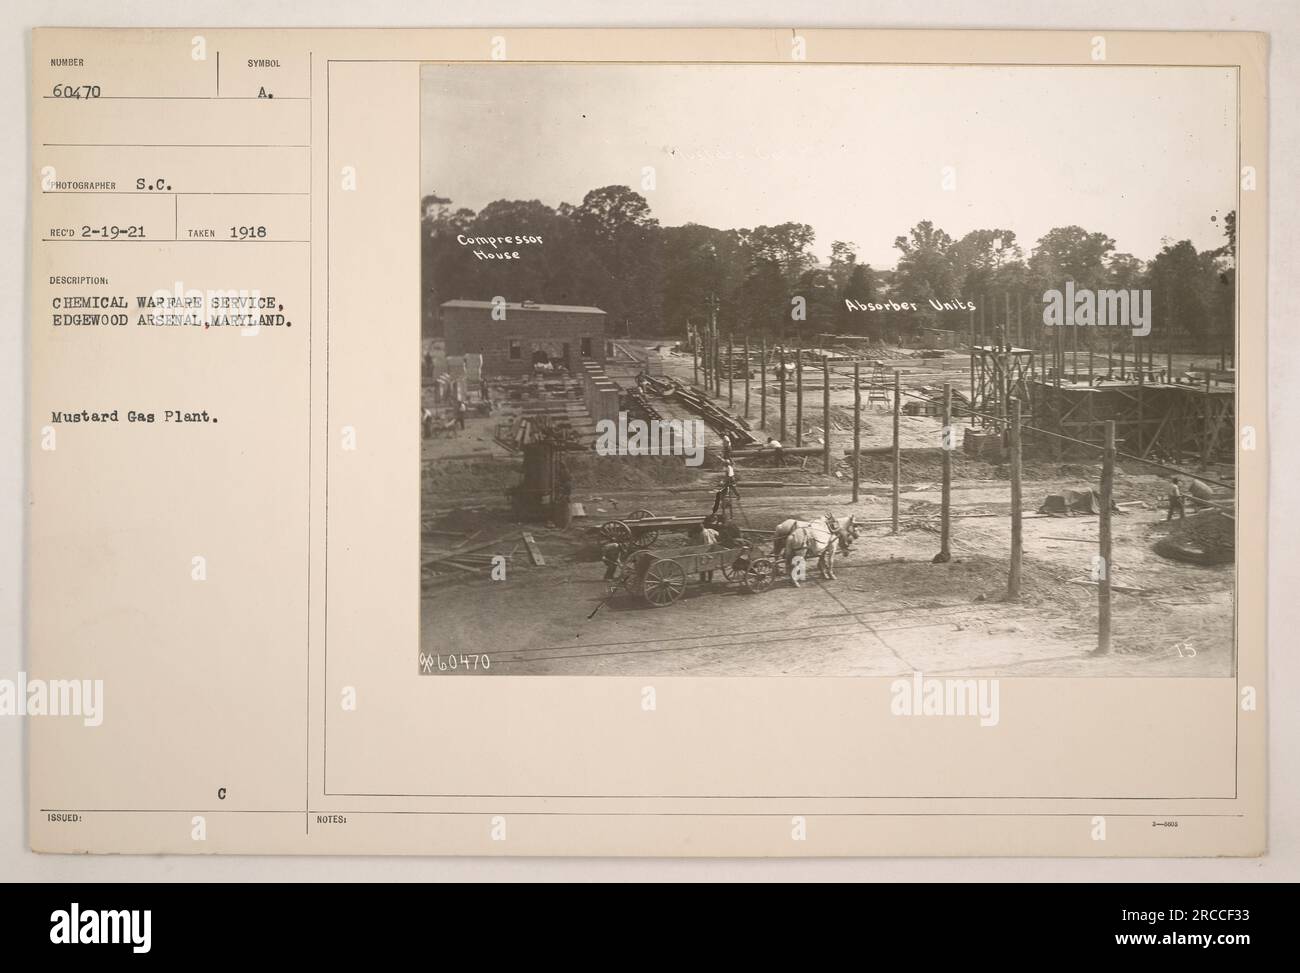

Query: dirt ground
<box><xmin>420</xmin><ymin>472</ymin><xmax>1234</xmax><ymax>677</ymax></box>
<box><xmin>420</xmin><ymin>344</ymin><xmax>1234</xmax><ymax>678</ymax></box>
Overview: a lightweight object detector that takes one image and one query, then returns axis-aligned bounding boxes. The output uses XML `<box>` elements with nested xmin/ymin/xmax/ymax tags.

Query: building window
<box><xmin>580</xmin><ymin>337</ymin><xmax>592</xmax><ymax>358</ymax></box>
<box><xmin>509</xmin><ymin>340</ymin><xmax>522</xmax><ymax>360</ymax></box>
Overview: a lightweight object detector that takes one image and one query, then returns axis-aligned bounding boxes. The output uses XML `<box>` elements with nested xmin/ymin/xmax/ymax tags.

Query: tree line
<box><xmin>422</xmin><ymin>185</ymin><xmax>1235</xmax><ymax>347</ymax></box>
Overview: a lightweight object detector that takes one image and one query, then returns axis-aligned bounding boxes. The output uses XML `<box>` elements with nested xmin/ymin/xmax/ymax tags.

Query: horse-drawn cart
<box><xmin>619</xmin><ymin>542</ymin><xmax>776</xmax><ymax>607</ymax></box>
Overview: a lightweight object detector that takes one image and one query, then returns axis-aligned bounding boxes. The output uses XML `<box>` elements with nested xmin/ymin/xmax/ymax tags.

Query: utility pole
<box><xmin>727</xmin><ymin>332</ymin><xmax>734</xmax><ymax>407</ymax></box>
<box><xmin>744</xmin><ymin>332</ymin><xmax>751</xmax><ymax>419</ymax></box>
<box><xmin>1008</xmin><ymin>397</ymin><xmax>1022</xmax><ymax>601</ymax></box>
<box><xmin>939</xmin><ymin>383</ymin><xmax>952</xmax><ymax>562</ymax></box>
<box><xmin>1096</xmin><ymin>420</ymin><xmax>1115</xmax><ymax>654</ymax></box>
<box><xmin>852</xmin><ymin>362</ymin><xmax>861</xmax><ymax>503</ymax></box>
<box><xmin>822</xmin><ymin>356</ymin><xmax>831</xmax><ymax>475</ymax></box>
<box><xmin>691</xmin><ymin>322</ymin><xmax>699</xmax><ymax>387</ymax></box>
<box><xmin>892</xmin><ymin>370</ymin><xmax>901</xmax><ymax>534</ymax></box>
<box><xmin>795</xmin><ymin>335</ymin><xmax>803</xmax><ymax>446</ymax></box>
<box><xmin>778</xmin><ymin>345</ymin><xmax>787</xmax><ymax>441</ymax></box>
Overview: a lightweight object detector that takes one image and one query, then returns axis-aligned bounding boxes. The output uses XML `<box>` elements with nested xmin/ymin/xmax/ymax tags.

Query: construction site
<box><xmin>419</xmin><ymin>316</ymin><xmax>1236</xmax><ymax>678</ymax></box>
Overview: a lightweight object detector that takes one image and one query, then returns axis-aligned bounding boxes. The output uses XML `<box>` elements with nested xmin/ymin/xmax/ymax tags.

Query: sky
<box><xmin>420</xmin><ymin>63</ymin><xmax>1237</xmax><ymax>268</ymax></box>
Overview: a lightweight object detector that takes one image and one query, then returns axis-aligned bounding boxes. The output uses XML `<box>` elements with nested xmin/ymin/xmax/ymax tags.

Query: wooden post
<box><xmin>712</xmin><ymin>322</ymin><xmax>719</xmax><ymax>395</ymax></box>
<box><xmin>1096</xmin><ymin>420</ymin><xmax>1115</xmax><ymax>655</ymax></box>
<box><xmin>1054</xmin><ymin>326</ymin><xmax>1062</xmax><ymax>390</ymax></box>
<box><xmin>852</xmin><ymin>362</ymin><xmax>862</xmax><ymax>503</ymax></box>
<box><xmin>743</xmin><ymin>333</ymin><xmax>752</xmax><ymax>417</ymax></box>
<box><xmin>1137</xmin><ymin>346</ymin><xmax>1145</xmax><ymax>454</ymax></box>
<box><xmin>778</xmin><ymin>345</ymin><xmax>787</xmax><ymax>441</ymax></box>
<box><xmin>759</xmin><ymin>336</ymin><xmax>767</xmax><ymax>430</ymax></box>
<box><xmin>1072</xmin><ymin>322</ymin><xmax>1079</xmax><ymax>380</ymax></box>
<box><xmin>714</xmin><ymin>326</ymin><xmax>722</xmax><ymax>396</ymax></box>
<box><xmin>892</xmin><ymin>370</ymin><xmax>901</xmax><ymax>534</ymax></box>
<box><xmin>969</xmin><ymin>308</ymin><xmax>976</xmax><ymax>405</ymax></box>
<box><xmin>692</xmin><ymin>325</ymin><xmax>699</xmax><ymax>386</ymax></box>
<box><xmin>702</xmin><ymin>322</ymin><xmax>712</xmax><ymax>390</ymax></box>
<box><xmin>705</xmin><ymin>323</ymin><xmax>713</xmax><ymax>393</ymax></box>
<box><xmin>708</xmin><ymin>322</ymin><xmax>716</xmax><ymax>393</ymax></box>
<box><xmin>940</xmin><ymin>382</ymin><xmax>952</xmax><ymax>561</ymax></box>
<box><xmin>1201</xmin><ymin>370</ymin><xmax>1212</xmax><ymax>469</ymax></box>
<box><xmin>1007</xmin><ymin>397</ymin><xmax>1023</xmax><ymax>601</ymax></box>
<box><xmin>727</xmin><ymin>333</ymin><xmax>734</xmax><ymax>407</ymax></box>
<box><xmin>823</xmin><ymin>357</ymin><xmax>832</xmax><ymax>475</ymax></box>
<box><xmin>795</xmin><ymin>338</ymin><xmax>803</xmax><ymax>446</ymax></box>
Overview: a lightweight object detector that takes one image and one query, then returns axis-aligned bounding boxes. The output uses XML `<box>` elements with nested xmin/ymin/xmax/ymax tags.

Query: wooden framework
<box><xmin>969</xmin><ymin>345</ymin><xmax>1037</xmax><ymax>426</ymax></box>
<box><xmin>1027</xmin><ymin>379</ymin><xmax>1234</xmax><ymax>465</ymax></box>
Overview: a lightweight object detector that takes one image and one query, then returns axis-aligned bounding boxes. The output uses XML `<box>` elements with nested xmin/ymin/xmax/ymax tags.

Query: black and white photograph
<box><xmin>6</xmin><ymin>0</ymin><xmax>1294</xmax><ymax>902</ymax></box>
<box><xmin>419</xmin><ymin>62</ymin><xmax>1238</xmax><ymax>677</ymax></box>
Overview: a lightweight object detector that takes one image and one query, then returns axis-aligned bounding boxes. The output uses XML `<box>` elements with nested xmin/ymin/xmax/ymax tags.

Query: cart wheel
<box><xmin>629</xmin><ymin>508</ymin><xmax>655</xmax><ymax>521</ymax></box>
<box><xmin>742</xmin><ymin>557</ymin><xmax>776</xmax><ymax>593</ymax></box>
<box><xmin>632</xmin><ymin>529</ymin><xmax>659</xmax><ymax>549</ymax></box>
<box><xmin>642</xmin><ymin>559</ymin><xmax>687</xmax><ymax>607</ymax></box>
<box><xmin>722</xmin><ymin>541</ymin><xmax>753</xmax><ymax>580</ymax></box>
<box><xmin>599</xmin><ymin>520</ymin><xmax>633</xmax><ymax>545</ymax></box>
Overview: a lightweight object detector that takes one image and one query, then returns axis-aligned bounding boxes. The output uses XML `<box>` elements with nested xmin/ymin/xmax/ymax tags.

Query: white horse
<box><xmin>772</xmin><ymin>514</ymin><xmax>859</xmax><ymax>585</ymax></box>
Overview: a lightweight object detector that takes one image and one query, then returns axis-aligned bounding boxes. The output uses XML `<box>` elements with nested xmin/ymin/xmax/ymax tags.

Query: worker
<box><xmin>766</xmin><ymin>436</ymin><xmax>784</xmax><ymax>468</ymax></box>
<box><xmin>455</xmin><ymin>397</ymin><xmax>468</xmax><ymax>431</ymax></box>
<box><xmin>601</xmin><ymin>541</ymin><xmax>627</xmax><ymax>581</ymax></box>
<box><xmin>687</xmin><ymin>523</ymin><xmax>720</xmax><ymax>582</ymax></box>
<box><xmin>1166</xmin><ymin>477</ymin><xmax>1185</xmax><ymax>521</ymax></box>
<box><xmin>715</xmin><ymin>518</ymin><xmax>743</xmax><ymax>547</ymax></box>
<box><xmin>710</xmin><ymin>446</ymin><xmax>739</xmax><ymax>519</ymax></box>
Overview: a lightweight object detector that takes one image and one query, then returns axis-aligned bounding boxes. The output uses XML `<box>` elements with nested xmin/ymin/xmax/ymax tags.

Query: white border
<box><xmin>3</xmin><ymin>0</ymin><xmax>1297</xmax><ymax>882</ymax></box>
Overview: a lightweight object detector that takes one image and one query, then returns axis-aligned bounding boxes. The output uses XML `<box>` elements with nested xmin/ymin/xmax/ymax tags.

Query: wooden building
<box><xmin>440</xmin><ymin>299</ymin><xmax>608</xmax><ymax>377</ymax></box>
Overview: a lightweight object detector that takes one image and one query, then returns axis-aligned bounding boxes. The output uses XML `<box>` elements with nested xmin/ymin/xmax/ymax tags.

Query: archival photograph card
<box><xmin>26</xmin><ymin>28</ymin><xmax>1267</xmax><ymax>856</ymax></box>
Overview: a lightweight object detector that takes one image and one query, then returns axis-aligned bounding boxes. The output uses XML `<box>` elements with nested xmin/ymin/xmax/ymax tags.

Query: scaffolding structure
<box><xmin>1027</xmin><ymin>376</ymin><xmax>1234</xmax><ymax>465</ymax></box>
<box><xmin>969</xmin><ymin>343</ymin><xmax>1234</xmax><ymax>465</ymax></box>
<box><xmin>969</xmin><ymin>345</ymin><xmax>1037</xmax><ymax>426</ymax></box>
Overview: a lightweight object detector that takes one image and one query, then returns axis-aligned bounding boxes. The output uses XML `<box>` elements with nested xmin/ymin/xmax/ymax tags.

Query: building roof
<box><xmin>441</xmin><ymin>299</ymin><xmax>606</xmax><ymax>316</ymax></box>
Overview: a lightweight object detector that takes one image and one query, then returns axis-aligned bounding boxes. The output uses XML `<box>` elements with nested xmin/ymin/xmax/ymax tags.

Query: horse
<box><xmin>772</xmin><ymin>514</ymin><xmax>860</xmax><ymax>585</ymax></box>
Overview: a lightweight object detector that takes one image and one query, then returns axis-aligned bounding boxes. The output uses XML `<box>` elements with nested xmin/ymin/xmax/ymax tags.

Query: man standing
<box><xmin>767</xmin><ymin>436</ymin><xmax>784</xmax><ymax>468</ymax></box>
<box><xmin>601</xmin><ymin>541</ymin><xmax>627</xmax><ymax>581</ymax></box>
<box><xmin>711</xmin><ymin>439</ymin><xmax>739</xmax><ymax>519</ymax></box>
<box><xmin>455</xmin><ymin>397</ymin><xmax>468</xmax><ymax>431</ymax></box>
<box><xmin>687</xmin><ymin>523</ymin><xmax>720</xmax><ymax>582</ymax></box>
